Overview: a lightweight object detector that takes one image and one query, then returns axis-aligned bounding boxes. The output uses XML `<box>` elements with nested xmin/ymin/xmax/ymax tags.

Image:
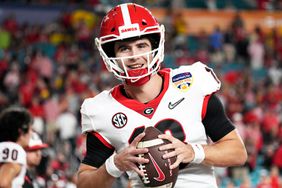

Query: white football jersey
<box><xmin>81</xmin><ymin>62</ymin><xmax>221</xmax><ymax>188</ymax></box>
<box><xmin>0</xmin><ymin>142</ymin><xmax>27</xmax><ymax>188</ymax></box>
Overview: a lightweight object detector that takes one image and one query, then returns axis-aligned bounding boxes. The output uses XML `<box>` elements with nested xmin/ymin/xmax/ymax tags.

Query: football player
<box><xmin>0</xmin><ymin>107</ymin><xmax>33</xmax><ymax>188</ymax></box>
<box><xmin>23</xmin><ymin>131</ymin><xmax>48</xmax><ymax>188</ymax></box>
<box><xmin>76</xmin><ymin>3</ymin><xmax>247</xmax><ymax>188</ymax></box>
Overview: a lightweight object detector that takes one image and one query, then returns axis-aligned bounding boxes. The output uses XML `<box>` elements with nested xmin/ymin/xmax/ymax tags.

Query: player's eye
<box><xmin>137</xmin><ymin>42</ymin><xmax>150</xmax><ymax>49</ymax></box>
<box><xmin>118</xmin><ymin>45</ymin><xmax>130</xmax><ymax>52</ymax></box>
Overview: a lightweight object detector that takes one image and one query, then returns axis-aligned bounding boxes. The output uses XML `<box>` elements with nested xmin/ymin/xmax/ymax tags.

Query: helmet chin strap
<box><xmin>124</xmin><ymin>68</ymin><xmax>151</xmax><ymax>86</ymax></box>
<box><xmin>125</xmin><ymin>75</ymin><xmax>151</xmax><ymax>86</ymax></box>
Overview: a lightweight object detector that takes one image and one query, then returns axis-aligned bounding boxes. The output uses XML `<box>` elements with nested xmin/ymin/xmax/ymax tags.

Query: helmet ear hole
<box><xmin>142</xmin><ymin>19</ymin><xmax>147</xmax><ymax>25</ymax></box>
<box><xmin>146</xmin><ymin>34</ymin><xmax>160</xmax><ymax>50</ymax></box>
<box><xmin>102</xmin><ymin>42</ymin><xmax>116</xmax><ymax>58</ymax></box>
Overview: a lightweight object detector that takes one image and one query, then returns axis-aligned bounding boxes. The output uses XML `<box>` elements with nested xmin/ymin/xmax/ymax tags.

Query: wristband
<box><xmin>190</xmin><ymin>143</ymin><xmax>205</xmax><ymax>164</ymax></box>
<box><xmin>105</xmin><ymin>153</ymin><xmax>123</xmax><ymax>178</ymax></box>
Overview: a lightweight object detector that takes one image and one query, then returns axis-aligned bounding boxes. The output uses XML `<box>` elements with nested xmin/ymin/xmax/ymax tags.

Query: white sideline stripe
<box><xmin>137</xmin><ymin>138</ymin><xmax>164</xmax><ymax>148</ymax></box>
<box><xmin>121</xmin><ymin>4</ymin><xmax>131</xmax><ymax>25</ymax></box>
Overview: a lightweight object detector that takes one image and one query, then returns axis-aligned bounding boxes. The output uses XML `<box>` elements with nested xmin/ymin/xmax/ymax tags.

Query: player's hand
<box><xmin>114</xmin><ymin>132</ymin><xmax>149</xmax><ymax>176</ymax></box>
<box><xmin>158</xmin><ymin>134</ymin><xmax>194</xmax><ymax>169</ymax></box>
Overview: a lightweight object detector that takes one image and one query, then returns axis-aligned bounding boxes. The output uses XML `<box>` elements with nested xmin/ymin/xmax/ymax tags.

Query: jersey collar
<box><xmin>111</xmin><ymin>69</ymin><xmax>171</xmax><ymax>119</ymax></box>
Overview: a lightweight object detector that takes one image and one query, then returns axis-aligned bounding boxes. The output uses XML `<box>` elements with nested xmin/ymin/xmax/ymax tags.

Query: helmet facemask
<box><xmin>96</xmin><ymin>27</ymin><xmax>165</xmax><ymax>84</ymax></box>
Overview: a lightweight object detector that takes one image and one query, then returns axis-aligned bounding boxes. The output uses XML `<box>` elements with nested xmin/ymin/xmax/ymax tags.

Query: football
<box><xmin>136</xmin><ymin>126</ymin><xmax>179</xmax><ymax>188</ymax></box>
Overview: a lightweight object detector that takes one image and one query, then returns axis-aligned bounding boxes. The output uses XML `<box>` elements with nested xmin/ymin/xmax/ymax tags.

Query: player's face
<box><xmin>114</xmin><ymin>38</ymin><xmax>153</xmax><ymax>71</ymax></box>
<box><xmin>27</xmin><ymin>150</ymin><xmax>42</xmax><ymax>166</ymax></box>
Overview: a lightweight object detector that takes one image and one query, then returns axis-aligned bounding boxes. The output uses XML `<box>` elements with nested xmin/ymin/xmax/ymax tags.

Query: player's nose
<box><xmin>128</xmin><ymin>48</ymin><xmax>140</xmax><ymax>61</ymax></box>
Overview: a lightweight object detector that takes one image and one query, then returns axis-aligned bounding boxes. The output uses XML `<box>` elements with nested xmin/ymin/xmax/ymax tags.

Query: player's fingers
<box><xmin>170</xmin><ymin>156</ymin><xmax>183</xmax><ymax>169</ymax></box>
<box><xmin>131</xmin><ymin>132</ymin><xmax>146</xmax><ymax>146</ymax></box>
<box><xmin>162</xmin><ymin>150</ymin><xmax>177</xmax><ymax>159</ymax></box>
<box><xmin>130</xmin><ymin>164</ymin><xmax>145</xmax><ymax>177</ymax></box>
<box><xmin>158</xmin><ymin>143</ymin><xmax>174</xmax><ymax>151</ymax></box>
<box><xmin>130</xmin><ymin>147</ymin><xmax>148</xmax><ymax>156</ymax></box>
<box><xmin>129</xmin><ymin>155</ymin><xmax>149</xmax><ymax>164</ymax></box>
<box><xmin>158</xmin><ymin>134</ymin><xmax>175</xmax><ymax>142</ymax></box>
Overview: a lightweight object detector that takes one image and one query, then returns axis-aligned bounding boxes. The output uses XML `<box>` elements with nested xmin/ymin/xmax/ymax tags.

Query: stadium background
<box><xmin>0</xmin><ymin>0</ymin><xmax>281</xmax><ymax>187</ymax></box>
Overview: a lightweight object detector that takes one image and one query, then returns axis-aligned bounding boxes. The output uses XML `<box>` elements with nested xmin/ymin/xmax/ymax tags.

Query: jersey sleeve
<box><xmin>80</xmin><ymin>99</ymin><xmax>96</xmax><ymax>133</ymax></box>
<box><xmin>0</xmin><ymin>143</ymin><xmax>26</xmax><ymax>165</ymax></box>
<box><xmin>82</xmin><ymin>132</ymin><xmax>114</xmax><ymax>168</ymax></box>
<box><xmin>192</xmin><ymin>61</ymin><xmax>221</xmax><ymax>96</ymax></box>
<box><xmin>203</xmin><ymin>94</ymin><xmax>235</xmax><ymax>142</ymax></box>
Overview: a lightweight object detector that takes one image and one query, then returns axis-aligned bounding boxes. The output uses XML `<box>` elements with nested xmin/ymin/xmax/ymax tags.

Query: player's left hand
<box><xmin>158</xmin><ymin>134</ymin><xmax>194</xmax><ymax>169</ymax></box>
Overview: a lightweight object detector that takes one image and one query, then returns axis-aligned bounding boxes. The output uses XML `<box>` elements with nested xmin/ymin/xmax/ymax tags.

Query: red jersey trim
<box><xmin>25</xmin><ymin>175</ymin><xmax>32</xmax><ymax>183</ymax></box>
<box><xmin>111</xmin><ymin>69</ymin><xmax>171</xmax><ymax>119</ymax></box>
<box><xmin>91</xmin><ymin>131</ymin><xmax>114</xmax><ymax>149</ymax></box>
<box><xmin>201</xmin><ymin>95</ymin><xmax>211</xmax><ymax>120</ymax></box>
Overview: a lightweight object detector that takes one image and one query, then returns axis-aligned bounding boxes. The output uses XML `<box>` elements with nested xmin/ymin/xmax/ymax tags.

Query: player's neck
<box><xmin>17</xmin><ymin>135</ymin><xmax>28</xmax><ymax>148</ymax></box>
<box><xmin>124</xmin><ymin>74</ymin><xmax>163</xmax><ymax>103</ymax></box>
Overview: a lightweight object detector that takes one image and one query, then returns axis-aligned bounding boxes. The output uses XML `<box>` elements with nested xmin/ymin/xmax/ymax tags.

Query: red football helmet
<box><xmin>95</xmin><ymin>3</ymin><xmax>165</xmax><ymax>85</ymax></box>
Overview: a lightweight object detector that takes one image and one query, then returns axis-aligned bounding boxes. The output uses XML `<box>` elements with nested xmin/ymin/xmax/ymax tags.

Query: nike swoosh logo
<box><xmin>148</xmin><ymin>153</ymin><xmax>165</xmax><ymax>182</ymax></box>
<box><xmin>168</xmin><ymin>97</ymin><xmax>185</xmax><ymax>110</ymax></box>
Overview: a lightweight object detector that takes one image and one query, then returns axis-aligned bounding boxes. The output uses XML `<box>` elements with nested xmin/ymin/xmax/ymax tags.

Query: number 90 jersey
<box><xmin>81</xmin><ymin>62</ymin><xmax>221</xmax><ymax>188</ymax></box>
<box><xmin>0</xmin><ymin>142</ymin><xmax>27</xmax><ymax>188</ymax></box>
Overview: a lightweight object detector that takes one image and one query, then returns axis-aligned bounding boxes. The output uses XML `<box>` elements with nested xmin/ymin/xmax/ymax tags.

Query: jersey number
<box><xmin>128</xmin><ymin>119</ymin><xmax>186</xmax><ymax>144</ymax></box>
<box><xmin>2</xmin><ymin>148</ymin><xmax>18</xmax><ymax>161</ymax></box>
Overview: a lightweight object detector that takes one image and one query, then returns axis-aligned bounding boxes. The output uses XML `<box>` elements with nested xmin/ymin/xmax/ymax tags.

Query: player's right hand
<box><xmin>114</xmin><ymin>132</ymin><xmax>149</xmax><ymax>176</ymax></box>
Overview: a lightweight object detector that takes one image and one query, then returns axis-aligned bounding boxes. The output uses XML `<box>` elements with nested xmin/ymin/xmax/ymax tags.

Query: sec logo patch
<box><xmin>172</xmin><ymin>72</ymin><xmax>193</xmax><ymax>92</ymax></box>
<box><xmin>112</xmin><ymin>112</ymin><xmax>127</xmax><ymax>128</ymax></box>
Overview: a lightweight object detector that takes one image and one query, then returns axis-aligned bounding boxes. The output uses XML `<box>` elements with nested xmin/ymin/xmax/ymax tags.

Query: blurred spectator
<box><xmin>55</xmin><ymin>109</ymin><xmax>78</xmax><ymax>154</ymax></box>
<box><xmin>0</xmin><ymin>27</ymin><xmax>11</xmax><ymax>49</ymax></box>
<box><xmin>257</xmin><ymin>0</ymin><xmax>273</xmax><ymax>10</ymax></box>
<box><xmin>210</xmin><ymin>26</ymin><xmax>224</xmax><ymax>52</ymax></box>
<box><xmin>273</xmin><ymin>143</ymin><xmax>282</xmax><ymax>173</ymax></box>
<box><xmin>232</xmin><ymin>112</ymin><xmax>247</xmax><ymax>140</ymax></box>
<box><xmin>173</xmin><ymin>12</ymin><xmax>187</xmax><ymax>50</ymax></box>
<box><xmin>3</xmin><ymin>63</ymin><xmax>20</xmax><ymax>102</ymax></box>
<box><xmin>171</xmin><ymin>0</ymin><xmax>186</xmax><ymax>9</ymax></box>
<box><xmin>269</xmin><ymin>166</ymin><xmax>281</xmax><ymax>188</ymax></box>
<box><xmin>2</xmin><ymin>14</ymin><xmax>18</xmax><ymax>34</ymax></box>
<box><xmin>257</xmin><ymin>173</ymin><xmax>272</xmax><ymax>188</ymax></box>
<box><xmin>73</xmin><ymin>19</ymin><xmax>92</xmax><ymax>50</ymax></box>
<box><xmin>248</xmin><ymin>33</ymin><xmax>265</xmax><ymax>70</ymax></box>
<box><xmin>206</xmin><ymin>0</ymin><xmax>217</xmax><ymax>11</ymax></box>
<box><xmin>30</xmin><ymin>50</ymin><xmax>54</xmax><ymax>82</ymax></box>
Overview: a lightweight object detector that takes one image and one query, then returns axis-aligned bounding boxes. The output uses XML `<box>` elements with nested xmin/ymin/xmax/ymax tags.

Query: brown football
<box><xmin>136</xmin><ymin>126</ymin><xmax>179</xmax><ymax>188</ymax></box>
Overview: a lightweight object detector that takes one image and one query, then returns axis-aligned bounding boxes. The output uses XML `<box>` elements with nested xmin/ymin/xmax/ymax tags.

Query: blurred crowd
<box><xmin>1</xmin><ymin>0</ymin><xmax>282</xmax><ymax>10</ymax></box>
<box><xmin>0</xmin><ymin>1</ymin><xmax>281</xmax><ymax>188</ymax></box>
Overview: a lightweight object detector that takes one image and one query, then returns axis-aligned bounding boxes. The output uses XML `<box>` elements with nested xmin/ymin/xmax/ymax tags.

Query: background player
<box><xmin>0</xmin><ymin>107</ymin><xmax>33</xmax><ymax>188</ymax></box>
<box><xmin>23</xmin><ymin>131</ymin><xmax>48</xmax><ymax>188</ymax></box>
<box><xmin>76</xmin><ymin>3</ymin><xmax>247</xmax><ymax>188</ymax></box>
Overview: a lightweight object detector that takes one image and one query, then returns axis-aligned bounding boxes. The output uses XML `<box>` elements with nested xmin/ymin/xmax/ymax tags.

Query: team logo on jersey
<box><xmin>172</xmin><ymin>72</ymin><xmax>193</xmax><ymax>92</ymax></box>
<box><xmin>112</xmin><ymin>112</ymin><xmax>127</xmax><ymax>128</ymax></box>
<box><xmin>143</xmin><ymin>107</ymin><xmax>154</xmax><ymax>115</ymax></box>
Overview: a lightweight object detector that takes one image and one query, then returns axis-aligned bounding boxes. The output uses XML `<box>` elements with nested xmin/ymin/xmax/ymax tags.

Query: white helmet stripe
<box><xmin>120</xmin><ymin>4</ymin><xmax>132</xmax><ymax>25</ymax></box>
